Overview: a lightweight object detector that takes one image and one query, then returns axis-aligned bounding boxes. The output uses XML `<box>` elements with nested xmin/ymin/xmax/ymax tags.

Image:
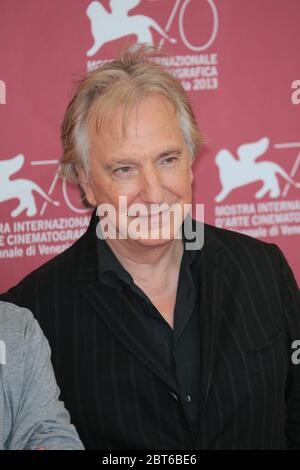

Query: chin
<box><xmin>134</xmin><ymin>236</ymin><xmax>175</xmax><ymax>246</ymax></box>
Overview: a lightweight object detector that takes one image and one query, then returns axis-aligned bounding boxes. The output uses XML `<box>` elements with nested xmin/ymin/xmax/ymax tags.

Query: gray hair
<box><xmin>60</xmin><ymin>44</ymin><xmax>203</xmax><ymax>202</ymax></box>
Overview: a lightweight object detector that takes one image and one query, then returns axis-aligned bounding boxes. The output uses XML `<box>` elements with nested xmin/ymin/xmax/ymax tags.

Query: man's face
<box><xmin>83</xmin><ymin>93</ymin><xmax>194</xmax><ymax>247</ymax></box>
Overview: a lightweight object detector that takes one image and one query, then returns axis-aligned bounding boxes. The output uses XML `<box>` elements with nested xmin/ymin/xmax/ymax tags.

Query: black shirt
<box><xmin>96</xmin><ymin>218</ymin><xmax>202</xmax><ymax>437</ymax></box>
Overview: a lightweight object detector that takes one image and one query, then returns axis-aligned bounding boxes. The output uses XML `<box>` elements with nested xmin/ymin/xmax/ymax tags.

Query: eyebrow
<box><xmin>103</xmin><ymin>148</ymin><xmax>182</xmax><ymax>170</ymax></box>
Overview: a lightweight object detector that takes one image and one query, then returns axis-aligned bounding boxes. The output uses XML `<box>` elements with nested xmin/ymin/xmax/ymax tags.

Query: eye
<box><xmin>161</xmin><ymin>156</ymin><xmax>178</xmax><ymax>166</ymax></box>
<box><xmin>113</xmin><ymin>166</ymin><xmax>136</xmax><ymax>178</ymax></box>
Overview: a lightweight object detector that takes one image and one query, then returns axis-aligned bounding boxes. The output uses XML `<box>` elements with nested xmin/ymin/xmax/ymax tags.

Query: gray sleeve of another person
<box><xmin>0</xmin><ymin>301</ymin><xmax>84</xmax><ymax>450</ymax></box>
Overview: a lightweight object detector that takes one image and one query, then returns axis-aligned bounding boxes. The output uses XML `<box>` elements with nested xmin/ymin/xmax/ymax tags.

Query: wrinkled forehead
<box><xmin>86</xmin><ymin>89</ymin><xmax>178</xmax><ymax>144</ymax></box>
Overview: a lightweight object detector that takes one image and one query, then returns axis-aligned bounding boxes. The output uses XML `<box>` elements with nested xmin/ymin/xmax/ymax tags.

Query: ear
<box><xmin>77</xmin><ymin>166</ymin><xmax>97</xmax><ymax>207</ymax></box>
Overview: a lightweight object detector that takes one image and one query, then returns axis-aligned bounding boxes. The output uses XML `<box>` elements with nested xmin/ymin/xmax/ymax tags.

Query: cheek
<box><xmin>91</xmin><ymin>176</ymin><xmax>141</xmax><ymax>208</ymax></box>
<box><xmin>167</xmin><ymin>165</ymin><xmax>193</xmax><ymax>195</ymax></box>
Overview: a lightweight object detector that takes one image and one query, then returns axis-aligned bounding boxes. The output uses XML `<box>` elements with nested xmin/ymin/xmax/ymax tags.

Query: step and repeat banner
<box><xmin>0</xmin><ymin>0</ymin><xmax>299</xmax><ymax>292</ymax></box>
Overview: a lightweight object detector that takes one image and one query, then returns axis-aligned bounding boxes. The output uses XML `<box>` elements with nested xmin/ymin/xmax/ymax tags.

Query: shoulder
<box><xmin>0</xmin><ymin>216</ymin><xmax>96</xmax><ymax>335</ymax></box>
<box><xmin>0</xmin><ymin>301</ymin><xmax>46</xmax><ymax>347</ymax></box>
<box><xmin>202</xmin><ymin>224</ymin><xmax>300</xmax><ymax>341</ymax></box>
<box><xmin>0</xmin><ymin>301</ymin><xmax>48</xmax><ymax>378</ymax></box>
<box><xmin>2</xmin><ymin>213</ymin><xmax>96</xmax><ymax>296</ymax></box>
<box><xmin>0</xmin><ymin>213</ymin><xmax>97</xmax><ymax>304</ymax></box>
<box><xmin>202</xmin><ymin>222</ymin><xmax>287</xmax><ymax>287</ymax></box>
<box><xmin>204</xmin><ymin>222</ymin><xmax>280</xmax><ymax>262</ymax></box>
<box><xmin>24</xmin><ymin>234</ymin><xmax>82</xmax><ymax>280</ymax></box>
<box><xmin>1</xmin><ymin>233</ymin><xmax>83</xmax><ymax>301</ymax></box>
<box><xmin>0</xmin><ymin>301</ymin><xmax>34</xmax><ymax>337</ymax></box>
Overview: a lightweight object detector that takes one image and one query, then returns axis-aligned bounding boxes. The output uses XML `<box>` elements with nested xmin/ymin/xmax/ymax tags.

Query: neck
<box><xmin>105</xmin><ymin>236</ymin><xmax>184</xmax><ymax>287</ymax></box>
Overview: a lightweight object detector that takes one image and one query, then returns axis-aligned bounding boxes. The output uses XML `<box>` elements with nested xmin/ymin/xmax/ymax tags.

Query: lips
<box><xmin>130</xmin><ymin>205</ymin><xmax>173</xmax><ymax>217</ymax></box>
<box><xmin>139</xmin><ymin>209</ymin><xmax>169</xmax><ymax>218</ymax></box>
<box><xmin>138</xmin><ymin>210</ymin><xmax>173</xmax><ymax>232</ymax></box>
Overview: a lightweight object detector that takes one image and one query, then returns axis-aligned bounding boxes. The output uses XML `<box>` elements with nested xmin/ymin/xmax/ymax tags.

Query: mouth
<box><xmin>129</xmin><ymin>204</ymin><xmax>175</xmax><ymax>218</ymax></box>
<box><xmin>139</xmin><ymin>209</ymin><xmax>170</xmax><ymax>218</ymax></box>
<box><xmin>134</xmin><ymin>209</ymin><xmax>171</xmax><ymax>226</ymax></box>
<box><xmin>135</xmin><ymin>208</ymin><xmax>176</xmax><ymax>232</ymax></box>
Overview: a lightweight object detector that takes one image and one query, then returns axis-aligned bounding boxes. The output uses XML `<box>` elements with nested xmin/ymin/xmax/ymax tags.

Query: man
<box><xmin>1</xmin><ymin>45</ymin><xmax>300</xmax><ymax>450</ymax></box>
<box><xmin>0</xmin><ymin>301</ymin><xmax>84</xmax><ymax>450</ymax></box>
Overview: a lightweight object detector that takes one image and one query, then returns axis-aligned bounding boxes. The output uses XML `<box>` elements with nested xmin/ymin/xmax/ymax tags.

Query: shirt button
<box><xmin>169</xmin><ymin>391</ymin><xmax>179</xmax><ymax>402</ymax></box>
<box><xmin>185</xmin><ymin>395</ymin><xmax>192</xmax><ymax>403</ymax></box>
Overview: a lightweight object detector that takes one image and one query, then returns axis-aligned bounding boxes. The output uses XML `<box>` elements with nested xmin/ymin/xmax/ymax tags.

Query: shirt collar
<box><xmin>96</xmin><ymin>213</ymin><xmax>201</xmax><ymax>289</ymax></box>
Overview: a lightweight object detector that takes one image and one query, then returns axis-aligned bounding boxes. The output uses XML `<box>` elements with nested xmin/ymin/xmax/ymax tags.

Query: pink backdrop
<box><xmin>0</xmin><ymin>0</ymin><xmax>299</xmax><ymax>293</ymax></box>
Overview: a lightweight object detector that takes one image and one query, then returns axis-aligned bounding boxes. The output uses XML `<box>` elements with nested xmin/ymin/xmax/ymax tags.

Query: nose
<box><xmin>139</xmin><ymin>166</ymin><xmax>165</xmax><ymax>204</ymax></box>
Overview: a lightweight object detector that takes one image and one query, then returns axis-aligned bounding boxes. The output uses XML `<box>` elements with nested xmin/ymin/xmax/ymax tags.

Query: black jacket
<box><xmin>1</xmin><ymin>213</ymin><xmax>300</xmax><ymax>449</ymax></box>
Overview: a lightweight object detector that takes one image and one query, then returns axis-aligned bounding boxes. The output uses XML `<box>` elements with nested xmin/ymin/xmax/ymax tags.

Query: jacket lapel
<box><xmin>82</xmin><ymin>280</ymin><xmax>179</xmax><ymax>392</ymax></box>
